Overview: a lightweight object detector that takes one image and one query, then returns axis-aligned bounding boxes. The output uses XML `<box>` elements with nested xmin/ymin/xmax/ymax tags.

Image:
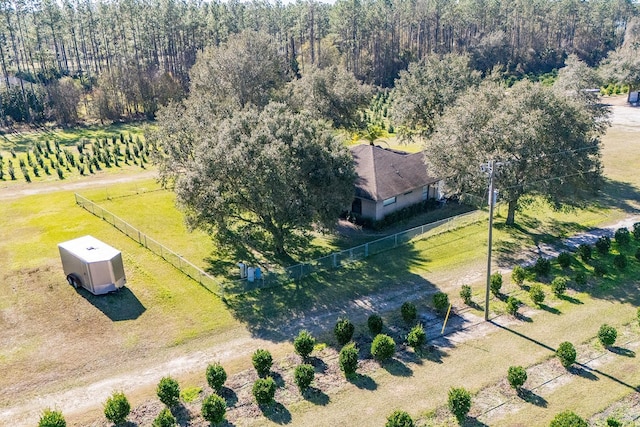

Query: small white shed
<box><xmin>58</xmin><ymin>235</ymin><xmax>126</xmax><ymax>295</ymax></box>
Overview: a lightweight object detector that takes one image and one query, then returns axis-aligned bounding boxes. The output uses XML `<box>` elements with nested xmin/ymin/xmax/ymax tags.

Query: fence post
<box><xmin>365</xmin><ymin>243</ymin><xmax>369</xmax><ymax>257</ymax></box>
<box><xmin>349</xmin><ymin>248</ymin><xmax>353</xmax><ymax>260</ymax></box>
<box><xmin>395</xmin><ymin>234</ymin><xmax>398</xmax><ymax>247</ymax></box>
<box><xmin>333</xmin><ymin>253</ymin><xmax>337</xmax><ymax>268</ymax></box>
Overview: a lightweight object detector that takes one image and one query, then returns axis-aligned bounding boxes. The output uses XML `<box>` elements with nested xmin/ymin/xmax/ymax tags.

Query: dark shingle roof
<box><xmin>350</xmin><ymin>144</ymin><xmax>439</xmax><ymax>201</ymax></box>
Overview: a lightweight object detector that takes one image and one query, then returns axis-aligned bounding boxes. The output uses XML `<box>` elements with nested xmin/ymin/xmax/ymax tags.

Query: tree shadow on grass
<box><xmin>348</xmin><ymin>373</ymin><xmax>377</xmax><ymax>390</ymax></box>
<box><xmin>260</xmin><ymin>402</ymin><xmax>292</xmax><ymax>425</ymax></box>
<box><xmin>609</xmin><ymin>346</ymin><xmax>636</xmax><ymax>358</ymax></box>
<box><xmin>382</xmin><ymin>358</ymin><xmax>413</xmax><ymax>377</ymax></box>
<box><xmin>598</xmin><ymin>178</ymin><xmax>640</xmax><ymax>216</ymax></box>
<box><xmin>420</xmin><ymin>345</ymin><xmax>446</xmax><ymax>363</ymax></box>
<box><xmin>515</xmin><ymin>312</ymin><xmax>533</xmax><ymax>323</ymax></box>
<box><xmin>569</xmin><ymin>365</ymin><xmax>599</xmax><ymax>381</ymax></box>
<box><xmin>220</xmin><ymin>386</ymin><xmax>239</xmax><ymax>407</ymax></box>
<box><xmin>309</xmin><ymin>356</ymin><xmax>328</xmax><ymax>373</ymax></box>
<box><xmin>171</xmin><ymin>403</ymin><xmax>190</xmax><ymax>426</ymax></box>
<box><xmin>461</xmin><ymin>416</ymin><xmax>490</xmax><ymax>427</ymax></box>
<box><xmin>466</xmin><ymin>300</ymin><xmax>483</xmax><ymax>311</ymax></box>
<box><xmin>519</xmin><ymin>389</ymin><xmax>548</xmax><ymax>407</ymax></box>
<box><xmin>270</xmin><ymin>372</ymin><xmax>285</xmax><ymax>388</ymax></box>
<box><xmin>224</xmin><ymin>243</ymin><xmax>437</xmax><ymax>343</ymax></box>
<box><xmin>302</xmin><ymin>387</ymin><xmax>330</xmax><ymax>406</ymax></box>
<box><xmin>538</xmin><ymin>304</ymin><xmax>561</xmax><ymax>315</ymax></box>
<box><xmin>559</xmin><ymin>294</ymin><xmax>583</xmax><ymax>304</ymax></box>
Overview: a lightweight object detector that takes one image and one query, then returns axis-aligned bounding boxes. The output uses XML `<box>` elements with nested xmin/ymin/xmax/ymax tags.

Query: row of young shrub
<box><xmin>1</xmin><ymin>133</ymin><xmax>149</xmax><ymax>183</ymax></box>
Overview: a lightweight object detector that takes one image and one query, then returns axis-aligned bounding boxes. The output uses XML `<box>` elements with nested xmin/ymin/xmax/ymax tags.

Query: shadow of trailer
<box><xmin>58</xmin><ymin>235</ymin><xmax>126</xmax><ymax>295</ymax></box>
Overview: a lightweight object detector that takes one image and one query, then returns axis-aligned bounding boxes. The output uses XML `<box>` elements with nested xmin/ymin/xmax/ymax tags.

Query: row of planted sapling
<box><xmin>38</xmin><ymin>224</ymin><xmax>640</xmax><ymax>426</ymax></box>
<box><xmin>0</xmin><ymin>133</ymin><xmax>149</xmax><ymax>182</ymax></box>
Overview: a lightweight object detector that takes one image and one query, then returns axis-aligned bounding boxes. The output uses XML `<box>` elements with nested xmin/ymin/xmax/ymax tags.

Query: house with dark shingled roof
<box><xmin>349</xmin><ymin>144</ymin><xmax>442</xmax><ymax>221</ymax></box>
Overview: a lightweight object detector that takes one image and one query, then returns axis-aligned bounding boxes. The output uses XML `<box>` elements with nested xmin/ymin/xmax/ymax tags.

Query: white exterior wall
<box><xmin>376</xmin><ymin>187</ymin><xmax>425</xmax><ymax>220</ymax></box>
<box><xmin>356</xmin><ymin>182</ymin><xmax>441</xmax><ymax>221</ymax></box>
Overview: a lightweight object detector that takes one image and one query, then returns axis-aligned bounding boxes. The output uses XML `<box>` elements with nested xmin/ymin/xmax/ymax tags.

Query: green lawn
<box><xmin>0</xmin><ymin>189</ymin><xmax>242</xmax><ymax>408</ymax></box>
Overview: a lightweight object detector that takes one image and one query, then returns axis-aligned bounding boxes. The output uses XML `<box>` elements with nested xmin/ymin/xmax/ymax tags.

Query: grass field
<box><xmin>1</xmin><ymin>98</ymin><xmax>639</xmax><ymax>426</ymax></box>
<box><xmin>0</xmin><ymin>189</ymin><xmax>243</xmax><ymax>415</ymax></box>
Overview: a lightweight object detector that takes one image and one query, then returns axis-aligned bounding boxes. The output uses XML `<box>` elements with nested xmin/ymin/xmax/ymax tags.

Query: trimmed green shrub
<box><xmin>460</xmin><ymin>285</ymin><xmax>472</xmax><ymax>305</ymax></box>
<box><xmin>433</xmin><ymin>292</ymin><xmax>449</xmax><ymax>314</ymax></box>
<box><xmin>507</xmin><ymin>366</ymin><xmax>527</xmax><ymax>391</ymax></box>
<box><xmin>157</xmin><ymin>376</ymin><xmax>180</xmax><ymax>408</ymax></box>
<box><xmin>614</xmin><ymin>227</ymin><xmax>631</xmax><ymax>246</ymax></box>
<box><xmin>594</xmin><ymin>263</ymin><xmax>607</xmax><ymax>277</ymax></box>
<box><xmin>206</xmin><ymin>363</ymin><xmax>227</xmax><ymax>393</ymax></box>
<box><xmin>252</xmin><ymin>349</ymin><xmax>273</xmax><ymax>378</ymax></box>
<box><xmin>549</xmin><ymin>410</ymin><xmax>587</xmax><ymax>427</ymax></box>
<box><xmin>38</xmin><ymin>409</ymin><xmax>66</xmax><ymax>427</ymax></box>
<box><xmin>613</xmin><ymin>254</ymin><xmax>627</xmax><ymax>270</ymax></box>
<box><xmin>511</xmin><ymin>265</ymin><xmax>526</xmax><ymax>286</ymax></box>
<box><xmin>606</xmin><ymin>417</ymin><xmax>622</xmax><ymax>427</ymax></box>
<box><xmin>529</xmin><ymin>284</ymin><xmax>545</xmax><ymax>306</ymax></box>
<box><xmin>152</xmin><ymin>408</ymin><xmax>177</xmax><ymax>427</ymax></box>
<box><xmin>575</xmin><ymin>271</ymin><xmax>587</xmax><ymax>285</ymax></box>
<box><xmin>401</xmin><ymin>302</ymin><xmax>418</xmax><ymax>324</ymax></box>
<box><xmin>506</xmin><ymin>296</ymin><xmax>520</xmax><ymax>316</ymax></box>
<box><xmin>339</xmin><ymin>342</ymin><xmax>359</xmax><ymax>377</ymax></box>
<box><xmin>406</xmin><ymin>324</ymin><xmax>426</xmax><ymax>350</ymax></box>
<box><xmin>371</xmin><ymin>334</ymin><xmax>395</xmax><ymax>363</ymax></box>
<box><xmin>201</xmin><ymin>394</ymin><xmax>226</xmax><ymax>425</ymax></box>
<box><xmin>557</xmin><ymin>252</ymin><xmax>572</xmax><ymax>268</ymax></box>
<box><xmin>578</xmin><ymin>244</ymin><xmax>592</xmax><ymax>261</ymax></box>
<box><xmin>293</xmin><ymin>330</ymin><xmax>316</xmax><ymax>360</ymax></box>
<box><xmin>104</xmin><ymin>391</ymin><xmax>130</xmax><ymax>426</ymax></box>
<box><xmin>533</xmin><ymin>257</ymin><xmax>551</xmax><ymax>277</ymax></box>
<box><xmin>551</xmin><ymin>276</ymin><xmax>568</xmax><ymax>297</ymax></box>
<box><xmin>334</xmin><ymin>318</ymin><xmax>355</xmax><ymax>345</ymax></box>
<box><xmin>447</xmin><ymin>387</ymin><xmax>472</xmax><ymax>423</ymax></box>
<box><xmin>633</xmin><ymin>222</ymin><xmax>640</xmax><ymax>239</ymax></box>
<box><xmin>294</xmin><ymin>364</ymin><xmax>315</xmax><ymax>393</ymax></box>
<box><xmin>598</xmin><ymin>324</ymin><xmax>617</xmax><ymax>348</ymax></box>
<box><xmin>252</xmin><ymin>377</ymin><xmax>277</xmax><ymax>405</ymax></box>
<box><xmin>595</xmin><ymin>236</ymin><xmax>611</xmax><ymax>254</ymax></box>
<box><xmin>556</xmin><ymin>341</ymin><xmax>577</xmax><ymax>368</ymax></box>
<box><xmin>368</xmin><ymin>314</ymin><xmax>383</xmax><ymax>336</ymax></box>
<box><xmin>490</xmin><ymin>272</ymin><xmax>502</xmax><ymax>295</ymax></box>
<box><xmin>385</xmin><ymin>410</ymin><xmax>415</xmax><ymax>427</ymax></box>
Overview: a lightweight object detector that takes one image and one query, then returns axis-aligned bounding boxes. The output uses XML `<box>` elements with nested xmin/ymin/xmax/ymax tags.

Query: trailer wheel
<box><xmin>66</xmin><ymin>274</ymin><xmax>80</xmax><ymax>289</ymax></box>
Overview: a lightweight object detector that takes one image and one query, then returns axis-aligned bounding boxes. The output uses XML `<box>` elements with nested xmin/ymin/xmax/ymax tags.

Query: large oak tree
<box><xmin>425</xmin><ymin>78</ymin><xmax>607</xmax><ymax>226</ymax></box>
<box><xmin>150</xmin><ymin>102</ymin><xmax>355</xmax><ymax>256</ymax></box>
<box><xmin>390</xmin><ymin>54</ymin><xmax>482</xmax><ymax>139</ymax></box>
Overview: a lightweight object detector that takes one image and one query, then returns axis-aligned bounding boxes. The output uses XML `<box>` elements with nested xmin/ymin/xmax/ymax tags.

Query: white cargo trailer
<box><xmin>58</xmin><ymin>235</ymin><xmax>126</xmax><ymax>295</ymax></box>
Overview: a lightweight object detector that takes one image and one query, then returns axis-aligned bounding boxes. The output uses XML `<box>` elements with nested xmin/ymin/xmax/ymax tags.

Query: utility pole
<box><xmin>482</xmin><ymin>160</ymin><xmax>498</xmax><ymax>321</ymax></box>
